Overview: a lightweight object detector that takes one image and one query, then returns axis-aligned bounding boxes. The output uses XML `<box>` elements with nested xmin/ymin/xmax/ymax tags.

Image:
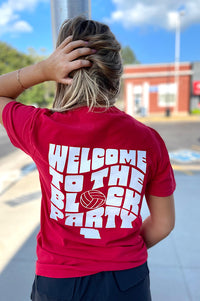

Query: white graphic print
<box><xmin>48</xmin><ymin>145</ymin><xmax>147</xmax><ymax>239</ymax></box>
<box><xmin>80</xmin><ymin>190</ymin><xmax>106</xmax><ymax>210</ymax></box>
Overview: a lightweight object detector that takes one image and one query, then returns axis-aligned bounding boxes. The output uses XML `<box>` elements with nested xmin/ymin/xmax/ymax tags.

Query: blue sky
<box><xmin>0</xmin><ymin>0</ymin><xmax>200</xmax><ymax>64</ymax></box>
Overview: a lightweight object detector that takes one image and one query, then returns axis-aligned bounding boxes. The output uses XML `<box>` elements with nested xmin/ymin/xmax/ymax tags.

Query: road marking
<box><xmin>169</xmin><ymin>149</ymin><xmax>200</xmax><ymax>164</ymax></box>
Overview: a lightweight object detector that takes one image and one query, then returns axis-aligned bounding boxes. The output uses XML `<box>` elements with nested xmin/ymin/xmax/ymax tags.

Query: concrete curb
<box><xmin>172</xmin><ymin>164</ymin><xmax>200</xmax><ymax>173</ymax></box>
<box><xmin>137</xmin><ymin>115</ymin><xmax>200</xmax><ymax>123</ymax></box>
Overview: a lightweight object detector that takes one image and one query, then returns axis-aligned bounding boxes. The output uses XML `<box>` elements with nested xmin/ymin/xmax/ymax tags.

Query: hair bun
<box><xmin>53</xmin><ymin>16</ymin><xmax>123</xmax><ymax>112</ymax></box>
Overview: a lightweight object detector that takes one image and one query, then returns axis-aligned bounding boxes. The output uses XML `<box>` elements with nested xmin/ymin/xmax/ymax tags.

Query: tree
<box><xmin>0</xmin><ymin>42</ymin><xmax>33</xmax><ymax>74</ymax></box>
<box><xmin>0</xmin><ymin>41</ymin><xmax>54</xmax><ymax>107</ymax></box>
<box><xmin>121</xmin><ymin>46</ymin><xmax>139</xmax><ymax>65</ymax></box>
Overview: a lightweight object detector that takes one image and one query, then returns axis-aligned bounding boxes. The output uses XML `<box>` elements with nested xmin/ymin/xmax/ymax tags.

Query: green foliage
<box><xmin>0</xmin><ymin>42</ymin><xmax>34</xmax><ymax>73</ymax></box>
<box><xmin>121</xmin><ymin>46</ymin><xmax>139</xmax><ymax>65</ymax></box>
<box><xmin>19</xmin><ymin>82</ymin><xmax>55</xmax><ymax>107</ymax></box>
<box><xmin>0</xmin><ymin>41</ymin><xmax>54</xmax><ymax>107</ymax></box>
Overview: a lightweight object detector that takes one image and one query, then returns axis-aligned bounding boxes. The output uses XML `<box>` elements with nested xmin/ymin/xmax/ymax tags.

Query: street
<box><xmin>147</xmin><ymin>121</ymin><xmax>200</xmax><ymax>151</ymax></box>
<box><xmin>0</xmin><ymin>125</ymin><xmax>16</xmax><ymax>159</ymax></box>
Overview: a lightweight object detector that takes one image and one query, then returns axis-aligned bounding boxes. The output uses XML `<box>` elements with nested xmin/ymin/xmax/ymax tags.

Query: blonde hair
<box><xmin>52</xmin><ymin>16</ymin><xmax>123</xmax><ymax>111</ymax></box>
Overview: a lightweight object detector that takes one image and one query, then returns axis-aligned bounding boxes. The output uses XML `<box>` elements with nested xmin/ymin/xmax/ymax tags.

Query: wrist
<box><xmin>37</xmin><ymin>60</ymin><xmax>51</xmax><ymax>82</ymax></box>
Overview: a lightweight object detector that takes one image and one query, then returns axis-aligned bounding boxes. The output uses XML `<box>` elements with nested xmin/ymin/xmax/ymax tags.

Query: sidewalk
<box><xmin>141</xmin><ymin>172</ymin><xmax>200</xmax><ymax>300</ymax></box>
<box><xmin>0</xmin><ymin>150</ymin><xmax>200</xmax><ymax>301</ymax></box>
<box><xmin>0</xmin><ymin>150</ymin><xmax>41</xmax><ymax>301</ymax></box>
<box><xmin>137</xmin><ymin>113</ymin><xmax>200</xmax><ymax>124</ymax></box>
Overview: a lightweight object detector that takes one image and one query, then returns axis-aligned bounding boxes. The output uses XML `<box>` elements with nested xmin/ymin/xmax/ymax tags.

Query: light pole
<box><xmin>174</xmin><ymin>10</ymin><xmax>184</xmax><ymax>114</ymax></box>
<box><xmin>51</xmin><ymin>0</ymin><xmax>91</xmax><ymax>48</ymax></box>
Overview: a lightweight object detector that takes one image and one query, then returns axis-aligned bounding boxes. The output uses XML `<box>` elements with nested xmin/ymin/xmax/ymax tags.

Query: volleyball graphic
<box><xmin>80</xmin><ymin>190</ymin><xmax>106</xmax><ymax>210</ymax></box>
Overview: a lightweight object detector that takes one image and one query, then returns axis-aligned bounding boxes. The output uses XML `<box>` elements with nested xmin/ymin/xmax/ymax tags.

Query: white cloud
<box><xmin>6</xmin><ymin>0</ymin><xmax>46</xmax><ymax>12</ymax></box>
<box><xmin>11</xmin><ymin>20</ymin><xmax>33</xmax><ymax>32</ymax></box>
<box><xmin>0</xmin><ymin>0</ymin><xmax>47</xmax><ymax>36</ymax></box>
<box><xmin>108</xmin><ymin>0</ymin><xmax>200</xmax><ymax>30</ymax></box>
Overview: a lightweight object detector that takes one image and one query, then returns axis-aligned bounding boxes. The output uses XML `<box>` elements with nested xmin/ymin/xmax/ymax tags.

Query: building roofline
<box><xmin>122</xmin><ymin>70</ymin><xmax>193</xmax><ymax>79</ymax></box>
<box><xmin>124</xmin><ymin>62</ymin><xmax>192</xmax><ymax>69</ymax></box>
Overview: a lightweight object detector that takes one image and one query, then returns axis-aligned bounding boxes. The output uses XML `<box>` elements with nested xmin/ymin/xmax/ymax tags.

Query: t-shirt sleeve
<box><xmin>145</xmin><ymin>128</ymin><xmax>176</xmax><ymax>197</ymax></box>
<box><xmin>2</xmin><ymin>101</ymin><xmax>40</xmax><ymax>156</ymax></box>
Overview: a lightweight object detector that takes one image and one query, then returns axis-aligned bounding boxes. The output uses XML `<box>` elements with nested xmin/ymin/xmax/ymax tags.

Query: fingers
<box><xmin>58</xmin><ymin>59</ymin><xmax>92</xmax><ymax>85</ymax></box>
<box><xmin>58</xmin><ymin>36</ymin><xmax>89</xmax><ymax>53</ymax></box>
<box><xmin>57</xmin><ymin>36</ymin><xmax>73</xmax><ymax>49</ymax></box>
<box><xmin>59</xmin><ymin>59</ymin><xmax>91</xmax><ymax>85</ymax></box>
<box><xmin>60</xmin><ymin>77</ymin><xmax>73</xmax><ymax>85</ymax></box>
<box><xmin>69</xmin><ymin>59</ymin><xmax>92</xmax><ymax>72</ymax></box>
<box><xmin>58</xmin><ymin>37</ymin><xmax>95</xmax><ymax>63</ymax></box>
<box><xmin>68</xmin><ymin>47</ymin><xmax>95</xmax><ymax>61</ymax></box>
<box><xmin>54</xmin><ymin>37</ymin><xmax>95</xmax><ymax>84</ymax></box>
<box><xmin>65</xmin><ymin>40</ymin><xmax>89</xmax><ymax>54</ymax></box>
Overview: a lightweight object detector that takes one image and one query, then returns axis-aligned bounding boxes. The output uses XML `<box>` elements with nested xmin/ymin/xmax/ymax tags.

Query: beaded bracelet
<box><xmin>17</xmin><ymin>69</ymin><xmax>27</xmax><ymax>90</ymax></box>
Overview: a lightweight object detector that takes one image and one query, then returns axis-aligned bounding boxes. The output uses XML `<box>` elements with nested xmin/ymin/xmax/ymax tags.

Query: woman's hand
<box><xmin>0</xmin><ymin>35</ymin><xmax>94</xmax><ymax>123</ymax></box>
<box><xmin>41</xmin><ymin>36</ymin><xmax>94</xmax><ymax>85</ymax></box>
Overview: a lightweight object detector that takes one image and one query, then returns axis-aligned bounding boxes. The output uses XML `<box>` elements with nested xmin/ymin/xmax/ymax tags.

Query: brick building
<box><xmin>123</xmin><ymin>62</ymin><xmax>192</xmax><ymax>116</ymax></box>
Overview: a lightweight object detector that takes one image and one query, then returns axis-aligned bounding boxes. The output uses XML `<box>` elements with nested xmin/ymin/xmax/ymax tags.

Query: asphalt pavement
<box><xmin>0</xmin><ymin>117</ymin><xmax>200</xmax><ymax>301</ymax></box>
<box><xmin>0</xmin><ymin>125</ymin><xmax>16</xmax><ymax>159</ymax></box>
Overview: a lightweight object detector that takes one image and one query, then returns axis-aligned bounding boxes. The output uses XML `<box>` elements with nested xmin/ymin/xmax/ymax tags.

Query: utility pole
<box><xmin>174</xmin><ymin>9</ymin><xmax>185</xmax><ymax>114</ymax></box>
<box><xmin>51</xmin><ymin>0</ymin><xmax>91</xmax><ymax>48</ymax></box>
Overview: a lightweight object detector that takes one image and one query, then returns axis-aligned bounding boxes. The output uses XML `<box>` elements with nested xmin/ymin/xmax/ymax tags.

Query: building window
<box><xmin>133</xmin><ymin>85</ymin><xmax>142</xmax><ymax>115</ymax></box>
<box><xmin>158</xmin><ymin>83</ymin><xmax>177</xmax><ymax>107</ymax></box>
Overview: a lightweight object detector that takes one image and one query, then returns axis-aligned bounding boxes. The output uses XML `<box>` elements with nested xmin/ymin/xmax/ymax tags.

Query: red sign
<box><xmin>193</xmin><ymin>81</ymin><xmax>200</xmax><ymax>95</ymax></box>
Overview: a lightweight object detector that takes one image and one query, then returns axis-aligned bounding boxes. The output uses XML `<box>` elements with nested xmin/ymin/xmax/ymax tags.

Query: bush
<box><xmin>191</xmin><ymin>108</ymin><xmax>200</xmax><ymax>115</ymax></box>
<box><xmin>0</xmin><ymin>41</ymin><xmax>55</xmax><ymax>107</ymax></box>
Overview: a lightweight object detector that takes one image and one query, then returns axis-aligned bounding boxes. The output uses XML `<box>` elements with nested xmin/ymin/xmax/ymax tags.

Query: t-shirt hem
<box><xmin>35</xmin><ymin>258</ymin><xmax>148</xmax><ymax>278</ymax></box>
<box><xmin>146</xmin><ymin>184</ymin><xmax>176</xmax><ymax>198</ymax></box>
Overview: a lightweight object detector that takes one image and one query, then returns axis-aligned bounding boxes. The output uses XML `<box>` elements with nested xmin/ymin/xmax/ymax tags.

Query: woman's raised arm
<box><xmin>0</xmin><ymin>36</ymin><xmax>93</xmax><ymax>124</ymax></box>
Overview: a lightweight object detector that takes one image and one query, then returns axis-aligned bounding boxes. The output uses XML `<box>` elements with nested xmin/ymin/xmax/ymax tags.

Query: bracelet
<box><xmin>17</xmin><ymin>69</ymin><xmax>27</xmax><ymax>90</ymax></box>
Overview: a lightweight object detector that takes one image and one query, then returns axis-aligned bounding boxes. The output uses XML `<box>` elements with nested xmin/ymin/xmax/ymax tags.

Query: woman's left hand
<box><xmin>41</xmin><ymin>36</ymin><xmax>94</xmax><ymax>85</ymax></box>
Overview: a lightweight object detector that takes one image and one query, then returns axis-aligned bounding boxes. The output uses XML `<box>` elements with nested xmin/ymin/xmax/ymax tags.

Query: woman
<box><xmin>0</xmin><ymin>16</ymin><xmax>175</xmax><ymax>301</ymax></box>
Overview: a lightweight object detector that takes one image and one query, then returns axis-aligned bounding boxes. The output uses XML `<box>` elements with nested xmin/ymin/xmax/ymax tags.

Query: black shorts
<box><xmin>31</xmin><ymin>262</ymin><xmax>151</xmax><ymax>301</ymax></box>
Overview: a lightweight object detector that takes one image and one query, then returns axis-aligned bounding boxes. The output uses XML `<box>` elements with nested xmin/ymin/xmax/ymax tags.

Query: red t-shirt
<box><xmin>3</xmin><ymin>101</ymin><xmax>176</xmax><ymax>278</ymax></box>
